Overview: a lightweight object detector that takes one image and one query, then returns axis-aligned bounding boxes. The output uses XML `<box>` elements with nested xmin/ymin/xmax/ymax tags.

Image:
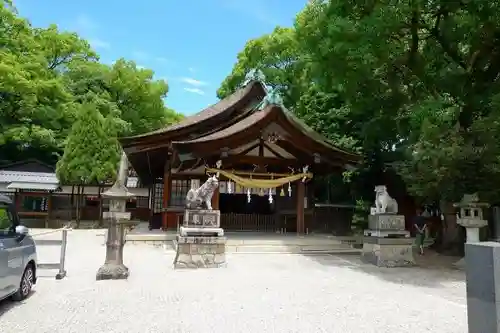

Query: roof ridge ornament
<box><xmin>242</xmin><ymin>68</ymin><xmax>267</xmax><ymax>88</ymax></box>
<box><xmin>258</xmin><ymin>87</ymin><xmax>285</xmax><ymax>110</ymax></box>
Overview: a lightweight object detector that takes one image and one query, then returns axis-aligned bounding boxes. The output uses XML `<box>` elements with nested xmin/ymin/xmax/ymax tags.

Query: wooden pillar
<box><xmin>296</xmin><ymin>180</ymin><xmax>305</xmax><ymax>235</ymax></box>
<box><xmin>211</xmin><ymin>187</ymin><xmax>220</xmax><ymax>210</ymax></box>
<box><xmin>161</xmin><ymin>160</ymin><xmax>171</xmax><ymax>230</ymax></box>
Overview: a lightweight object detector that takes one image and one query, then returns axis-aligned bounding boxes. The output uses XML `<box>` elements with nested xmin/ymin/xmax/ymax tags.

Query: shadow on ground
<box><xmin>302</xmin><ymin>250</ymin><xmax>465</xmax><ymax>289</ymax></box>
<box><xmin>0</xmin><ymin>290</ymin><xmax>37</xmax><ymax>318</ymax></box>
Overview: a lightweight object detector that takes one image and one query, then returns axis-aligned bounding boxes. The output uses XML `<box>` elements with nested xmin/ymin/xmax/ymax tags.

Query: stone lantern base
<box><xmin>96</xmin><ymin>263</ymin><xmax>129</xmax><ymax>280</ymax></box>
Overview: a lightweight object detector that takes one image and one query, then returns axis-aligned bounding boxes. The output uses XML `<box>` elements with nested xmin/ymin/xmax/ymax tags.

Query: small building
<box><xmin>120</xmin><ymin>76</ymin><xmax>361</xmax><ymax>233</ymax></box>
<box><xmin>0</xmin><ymin>159</ymin><xmax>150</xmax><ymax>227</ymax></box>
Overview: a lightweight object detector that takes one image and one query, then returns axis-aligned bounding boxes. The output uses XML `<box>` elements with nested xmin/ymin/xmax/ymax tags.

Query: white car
<box><xmin>0</xmin><ymin>194</ymin><xmax>37</xmax><ymax>301</ymax></box>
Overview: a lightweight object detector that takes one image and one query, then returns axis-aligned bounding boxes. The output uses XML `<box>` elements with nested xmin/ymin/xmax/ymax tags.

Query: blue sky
<box><xmin>13</xmin><ymin>0</ymin><xmax>307</xmax><ymax>115</ymax></box>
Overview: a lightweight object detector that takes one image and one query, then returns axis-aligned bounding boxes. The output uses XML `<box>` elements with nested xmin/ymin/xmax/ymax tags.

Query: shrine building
<box><xmin>119</xmin><ymin>72</ymin><xmax>361</xmax><ymax>234</ymax></box>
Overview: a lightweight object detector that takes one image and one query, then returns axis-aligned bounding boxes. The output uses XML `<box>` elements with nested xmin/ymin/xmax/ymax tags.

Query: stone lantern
<box><xmin>96</xmin><ymin>152</ymin><xmax>137</xmax><ymax>280</ymax></box>
<box><xmin>454</xmin><ymin>193</ymin><xmax>489</xmax><ymax>243</ymax></box>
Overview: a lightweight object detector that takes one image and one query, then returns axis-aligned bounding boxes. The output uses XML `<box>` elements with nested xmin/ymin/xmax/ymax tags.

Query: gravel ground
<box><xmin>0</xmin><ymin>230</ymin><xmax>467</xmax><ymax>333</ymax></box>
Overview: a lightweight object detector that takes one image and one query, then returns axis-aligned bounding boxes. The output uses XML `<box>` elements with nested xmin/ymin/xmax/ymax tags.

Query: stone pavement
<box><xmin>0</xmin><ymin>230</ymin><xmax>467</xmax><ymax>333</ymax></box>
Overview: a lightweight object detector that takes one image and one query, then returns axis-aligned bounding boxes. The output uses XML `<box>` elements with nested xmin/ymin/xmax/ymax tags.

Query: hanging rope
<box><xmin>206</xmin><ymin>168</ymin><xmax>313</xmax><ymax>189</ymax></box>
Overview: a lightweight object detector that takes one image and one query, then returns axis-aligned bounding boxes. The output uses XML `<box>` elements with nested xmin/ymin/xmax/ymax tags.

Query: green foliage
<box><xmin>351</xmin><ymin>199</ymin><xmax>370</xmax><ymax>234</ymax></box>
<box><xmin>56</xmin><ymin>104</ymin><xmax>119</xmax><ymax>184</ymax></box>
<box><xmin>0</xmin><ymin>2</ymin><xmax>184</xmax><ymax>179</ymax></box>
<box><xmin>218</xmin><ymin>0</ymin><xmax>500</xmax><ymax>205</ymax></box>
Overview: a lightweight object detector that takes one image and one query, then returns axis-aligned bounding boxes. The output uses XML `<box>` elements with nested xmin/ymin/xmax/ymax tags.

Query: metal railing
<box><xmin>31</xmin><ymin>228</ymin><xmax>70</xmax><ymax>280</ymax></box>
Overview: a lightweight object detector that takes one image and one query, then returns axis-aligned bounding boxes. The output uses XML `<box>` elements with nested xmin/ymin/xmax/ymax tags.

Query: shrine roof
<box><xmin>120</xmin><ymin>80</ymin><xmax>266</xmax><ymax>145</ymax></box>
<box><xmin>172</xmin><ymin>104</ymin><xmax>360</xmax><ymax>162</ymax></box>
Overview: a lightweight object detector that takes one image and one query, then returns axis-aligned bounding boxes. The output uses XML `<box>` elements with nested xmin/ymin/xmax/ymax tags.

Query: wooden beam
<box><xmin>221</xmin><ymin>155</ymin><xmax>299</xmax><ymax>167</ymax></box>
<box><xmin>263</xmin><ymin>143</ymin><xmax>285</xmax><ymax>159</ymax></box>
<box><xmin>276</xmin><ymin>141</ymin><xmax>346</xmax><ymax>168</ymax></box>
<box><xmin>258</xmin><ymin>138</ymin><xmax>264</xmax><ymax>157</ymax></box>
<box><xmin>233</xmin><ymin>142</ymin><xmax>260</xmax><ymax>156</ymax></box>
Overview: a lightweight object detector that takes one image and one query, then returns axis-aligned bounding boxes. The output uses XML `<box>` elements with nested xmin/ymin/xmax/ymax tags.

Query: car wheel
<box><xmin>12</xmin><ymin>264</ymin><xmax>34</xmax><ymax>301</ymax></box>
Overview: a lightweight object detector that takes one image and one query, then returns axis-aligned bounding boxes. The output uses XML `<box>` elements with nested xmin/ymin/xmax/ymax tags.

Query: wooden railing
<box><xmin>221</xmin><ymin>213</ymin><xmax>277</xmax><ymax>231</ymax></box>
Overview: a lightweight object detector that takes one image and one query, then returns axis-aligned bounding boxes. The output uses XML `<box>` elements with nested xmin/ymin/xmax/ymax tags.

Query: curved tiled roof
<box><xmin>124</xmin><ymin>81</ymin><xmax>265</xmax><ymax>140</ymax></box>
<box><xmin>172</xmin><ymin>104</ymin><xmax>360</xmax><ymax>162</ymax></box>
<box><xmin>172</xmin><ymin>107</ymin><xmax>271</xmax><ymax>145</ymax></box>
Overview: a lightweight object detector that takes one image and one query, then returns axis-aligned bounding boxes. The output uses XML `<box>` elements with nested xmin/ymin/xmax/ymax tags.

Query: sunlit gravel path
<box><xmin>0</xmin><ymin>230</ymin><xmax>467</xmax><ymax>333</ymax></box>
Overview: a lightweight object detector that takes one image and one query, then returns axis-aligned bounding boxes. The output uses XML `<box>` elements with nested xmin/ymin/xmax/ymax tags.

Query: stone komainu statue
<box><xmin>185</xmin><ymin>175</ymin><xmax>219</xmax><ymax>210</ymax></box>
<box><xmin>374</xmin><ymin>185</ymin><xmax>399</xmax><ymax>214</ymax></box>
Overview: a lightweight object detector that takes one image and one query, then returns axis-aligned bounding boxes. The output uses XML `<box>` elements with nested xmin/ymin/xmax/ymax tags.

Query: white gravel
<box><xmin>0</xmin><ymin>230</ymin><xmax>467</xmax><ymax>333</ymax></box>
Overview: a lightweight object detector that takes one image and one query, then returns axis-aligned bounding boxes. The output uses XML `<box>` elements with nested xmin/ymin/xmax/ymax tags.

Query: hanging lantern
<box><xmin>280</xmin><ymin>187</ymin><xmax>285</xmax><ymax>197</ymax></box>
<box><xmin>227</xmin><ymin>181</ymin><xmax>232</xmax><ymax>194</ymax></box>
<box><xmin>259</xmin><ymin>188</ymin><xmax>264</xmax><ymax>196</ymax></box>
<box><xmin>268</xmin><ymin>188</ymin><xmax>273</xmax><ymax>204</ymax></box>
<box><xmin>288</xmin><ymin>182</ymin><xmax>292</xmax><ymax>197</ymax></box>
<box><xmin>247</xmin><ymin>188</ymin><xmax>251</xmax><ymax>203</ymax></box>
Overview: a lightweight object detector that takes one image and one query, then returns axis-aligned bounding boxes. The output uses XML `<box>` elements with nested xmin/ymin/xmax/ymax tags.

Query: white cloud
<box><xmin>184</xmin><ymin>88</ymin><xmax>205</xmax><ymax>95</ymax></box>
<box><xmin>136</xmin><ymin>65</ymin><xmax>146</xmax><ymax>70</ymax></box>
<box><xmin>180</xmin><ymin>77</ymin><xmax>207</xmax><ymax>87</ymax></box>
<box><xmin>88</xmin><ymin>38</ymin><xmax>110</xmax><ymax>49</ymax></box>
<box><xmin>188</xmin><ymin>67</ymin><xmax>195</xmax><ymax>73</ymax></box>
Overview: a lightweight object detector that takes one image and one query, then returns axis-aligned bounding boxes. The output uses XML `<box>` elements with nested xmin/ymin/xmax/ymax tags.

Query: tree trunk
<box><xmin>98</xmin><ymin>184</ymin><xmax>103</xmax><ymax>227</ymax></box>
<box><xmin>437</xmin><ymin>200</ymin><xmax>465</xmax><ymax>255</ymax></box>
<box><xmin>70</xmin><ymin>185</ymin><xmax>75</xmax><ymax>220</ymax></box>
<box><xmin>75</xmin><ymin>185</ymin><xmax>81</xmax><ymax>228</ymax></box>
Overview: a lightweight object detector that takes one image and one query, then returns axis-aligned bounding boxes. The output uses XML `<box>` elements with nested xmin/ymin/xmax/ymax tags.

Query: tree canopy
<box><xmin>0</xmin><ymin>1</ymin><xmax>183</xmax><ymax>182</ymax></box>
<box><xmin>218</xmin><ymin>0</ymin><xmax>500</xmax><ymax>206</ymax></box>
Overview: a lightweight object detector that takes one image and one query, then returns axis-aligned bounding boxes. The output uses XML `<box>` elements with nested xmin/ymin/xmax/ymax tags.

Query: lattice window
<box><xmin>153</xmin><ymin>182</ymin><xmax>163</xmax><ymax>213</ymax></box>
<box><xmin>136</xmin><ymin>196</ymin><xmax>149</xmax><ymax>208</ymax></box>
<box><xmin>170</xmin><ymin>179</ymin><xmax>190</xmax><ymax>207</ymax></box>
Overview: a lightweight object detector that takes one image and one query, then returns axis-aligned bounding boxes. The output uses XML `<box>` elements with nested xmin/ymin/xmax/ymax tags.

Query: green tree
<box><xmin>56</xmin><ymin>103</ymin><xmax>119</xmax><ymax>185</ymax></box>
<box><xmin>0</xmin><ymin>1</ymin><xmax>183</xmax><ymax>167</ymax></box>
<box><xmin>293</xmin><ymin>0</ymin><xmax>500</xmax><ymax>251</ymax></box>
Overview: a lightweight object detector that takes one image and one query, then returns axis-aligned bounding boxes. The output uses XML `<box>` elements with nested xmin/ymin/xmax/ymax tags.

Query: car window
<box><xmin>0</xmin><ymin>205</ymin><xmax>15</xmax><ymax>238</ymax></box>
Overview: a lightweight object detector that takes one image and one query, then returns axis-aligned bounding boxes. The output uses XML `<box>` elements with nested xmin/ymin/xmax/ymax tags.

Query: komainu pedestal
<box><xmin>174</xmin><ymin>236</ymin><xmax>226</xmax><ymax>269</ymax></box>
<box><xmin>362</xmin><ymin>237</ymin><xmax>415</xmax><ymax>267</ymax></box>
<box><xmin>362</xmin><ymin>210</ymin><xmax>415</xmax><ymax>267</ymax></box>
<box><xmin>173</xmin><ymin>209</ymin><xmax>227</xmax><ymax>269</ymax></box>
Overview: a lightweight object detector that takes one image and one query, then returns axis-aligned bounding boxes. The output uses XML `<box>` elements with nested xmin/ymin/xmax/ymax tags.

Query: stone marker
<box><xmin>361</xmin><ymin>185</ymin><xmax>415</xmax><ymax>267</ymax></box>
<box><xmin>465</xmin><ymin>242</ymin><xmax>500</xmax><ymax>333</ymax></box>
<box><xmin>173</xmin><ymin>174</ymin><xmax>227</xmax><ymax>269</ymax></box>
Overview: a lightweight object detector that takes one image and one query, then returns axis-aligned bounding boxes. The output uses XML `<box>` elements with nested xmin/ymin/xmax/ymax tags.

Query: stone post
<box><xmin>465</xmin><ymin>242</ymin><xmax>500</xmax><ymax>333</ymax></box>
<box><xmin>96</xmin><ymin>152</ymin><xmax>136</xmax><ymax>281</ymax></box>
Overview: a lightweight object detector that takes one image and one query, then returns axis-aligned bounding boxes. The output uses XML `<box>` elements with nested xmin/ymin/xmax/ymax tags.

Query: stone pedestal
<box><xmin>367</xmin><ymin>214</ymin><xmax>408</xmax><ymax>234</ymax></box>
<box><xmin>454</xmin><ymin>216</ymin><xmax>488</xmax><ymax>268</ymax></box>
<box><xmin>174</xmin><ymin>236</ymin><xmax>226</xmax><ymax>268</ymax></box>
<box><xmin>465</xmin><ymin>242</ymin><xmax>500</xmax><ymax>333</ymax></box>
<box><xmin>458</xmin><ymin>218</ymin><xmax>488</xmax><ymax>243</ymax></box>
<box><xmin>173</xmin><ymin>209</ymin><xmax>226</xmax><ymax>269</ymax></box>
<box><xmin>362</xmin><ymin>214</ymin><xmax>414</xmax><ymax>267</ymax></box>
<box><xmin>362</xmin><ymin>237</ymin><xmax>415</xmax><ymax>267</ymax></box>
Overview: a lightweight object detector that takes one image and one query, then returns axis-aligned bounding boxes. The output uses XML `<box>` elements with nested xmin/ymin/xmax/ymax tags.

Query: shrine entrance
<box><xmin>120</xmin><ymin>71</ymin><xmax>361</xmax><ymax>234</ymax></box>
